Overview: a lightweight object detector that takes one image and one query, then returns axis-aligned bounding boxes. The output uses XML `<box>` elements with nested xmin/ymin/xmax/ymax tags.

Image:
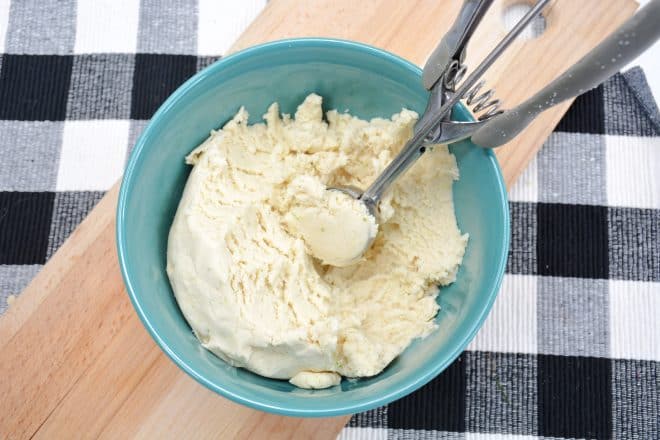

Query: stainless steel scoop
<box><xmin>331</xmin><ymin>0</ymin><xmax>660</xmax><ymax>259</ymax></box>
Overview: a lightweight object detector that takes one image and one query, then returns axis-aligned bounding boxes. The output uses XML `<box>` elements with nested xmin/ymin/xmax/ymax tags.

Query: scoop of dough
<box><xmin>284</xmin><ymin>177</ymin><xmax>378</xmax><ymax>267</ymax></box>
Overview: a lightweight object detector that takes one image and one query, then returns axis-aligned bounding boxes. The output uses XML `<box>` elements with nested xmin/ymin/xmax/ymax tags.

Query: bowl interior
<box><xmin>117</xmin><ymin>39</ymin><xmax>509</xmax><ymax>417</ymax></box>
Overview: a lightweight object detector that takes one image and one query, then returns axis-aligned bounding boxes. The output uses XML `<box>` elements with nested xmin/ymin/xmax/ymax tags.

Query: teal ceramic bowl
<box><xmin>117</xmin><ymin>38</ymin><xmax>509</xmax><ymax>417</ymax></box>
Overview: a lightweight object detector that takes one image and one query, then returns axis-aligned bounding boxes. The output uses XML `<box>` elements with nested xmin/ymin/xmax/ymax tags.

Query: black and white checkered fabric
<box><xmin>1</xmin><ymin>2</ymin><xmax>658</xmax><ymax>439</ymax></box>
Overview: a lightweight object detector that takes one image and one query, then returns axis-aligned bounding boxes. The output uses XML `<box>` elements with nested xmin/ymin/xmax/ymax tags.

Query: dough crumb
<box><xmin>290</xmin><ymin>371</ymin><xmax>341</xmax><ymax>389</ymax></box>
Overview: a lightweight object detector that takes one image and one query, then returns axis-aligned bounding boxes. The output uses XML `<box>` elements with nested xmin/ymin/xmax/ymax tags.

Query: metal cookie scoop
<box><xmin>331</xmin><ymin>0</ymin><xmax>660</xmax><ymax>261</ymax></box>
<box><xmin>331</xmin><ymin>0</ymin><xmax>509</xmax><ymax>222</ymax></box>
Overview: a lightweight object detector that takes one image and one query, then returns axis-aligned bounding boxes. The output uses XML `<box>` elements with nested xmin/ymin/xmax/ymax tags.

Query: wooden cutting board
<box><xmin>0</xmin><ymin>0</ymin><xmax>637</xmax><ymax>438</ymax></box>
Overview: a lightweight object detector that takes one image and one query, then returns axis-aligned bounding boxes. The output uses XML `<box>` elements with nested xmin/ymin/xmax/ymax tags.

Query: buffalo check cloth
<box><xmin>0</xmin><ymin>1</ymin><xmax>658</xmax><ymax>439</ymax></box>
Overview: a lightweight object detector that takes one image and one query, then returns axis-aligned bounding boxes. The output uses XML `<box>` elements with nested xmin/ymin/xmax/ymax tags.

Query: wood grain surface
<box><xmin>0</xmin><ymin>0</ymin><xmax>637</xmax><ymax>438</ymax></box>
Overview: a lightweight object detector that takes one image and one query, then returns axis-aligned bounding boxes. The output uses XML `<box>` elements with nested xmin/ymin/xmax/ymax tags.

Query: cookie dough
<box><xmin>167</xmin><ymin>94</ymin><xmax>467</xmax><ymax>388</ymax></box>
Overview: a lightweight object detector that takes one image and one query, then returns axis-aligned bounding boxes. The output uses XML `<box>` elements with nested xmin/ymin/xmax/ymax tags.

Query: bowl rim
<box><xmin>116</xmin><ymin>37</ymin><xmax>510</xmax><ymax>417</ymax></box>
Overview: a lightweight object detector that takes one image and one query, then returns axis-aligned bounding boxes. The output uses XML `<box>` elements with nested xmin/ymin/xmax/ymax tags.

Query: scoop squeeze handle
<box><xmin>422</xmin><ymin>0</ymin><xmax>494</xmax><ymax>90</ymax></box>
<box><xmin>471</xmin><ymin>0</ymin><xmax>660</xmax><ymax>148</ymax></box>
